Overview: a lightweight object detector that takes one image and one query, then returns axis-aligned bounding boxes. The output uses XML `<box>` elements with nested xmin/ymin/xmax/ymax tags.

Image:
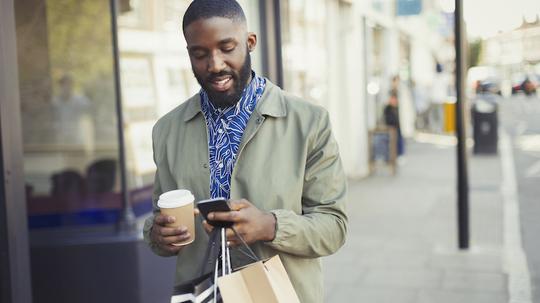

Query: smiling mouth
<box><xmin>209</xmin><ymin>76</ymin><xmax>233</xmax><ymax>92</ymax></box>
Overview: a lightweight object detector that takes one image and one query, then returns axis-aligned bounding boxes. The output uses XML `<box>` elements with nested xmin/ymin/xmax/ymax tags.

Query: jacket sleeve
<box><xmin>265</xmin><ymin>109</ymin><xmax>348</xmax><ymax>257</ymax></box>
<box><xmin>143</xmin><ymin>123</ymin><xmax>178</xmax><ymax>257</ymax></box>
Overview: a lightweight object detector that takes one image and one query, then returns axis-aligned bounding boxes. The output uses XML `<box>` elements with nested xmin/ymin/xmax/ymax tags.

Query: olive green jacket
<box><xmin>143</xmin><ymin>80</ymin><xmax>348</xmax><ymax>303</ymax></box>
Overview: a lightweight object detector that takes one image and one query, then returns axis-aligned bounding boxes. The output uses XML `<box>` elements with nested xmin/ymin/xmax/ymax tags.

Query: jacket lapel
<box><xmin>236</xmin><ymin>80</ymin><xmax>287</xmax><ymax>157</ymax></box>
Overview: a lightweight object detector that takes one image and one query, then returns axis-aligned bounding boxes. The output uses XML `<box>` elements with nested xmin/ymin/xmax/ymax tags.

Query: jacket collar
<box><xmin>182</xmin><ymin>78</ymin><xmax>286</xmax><ymax>122</ymax></box>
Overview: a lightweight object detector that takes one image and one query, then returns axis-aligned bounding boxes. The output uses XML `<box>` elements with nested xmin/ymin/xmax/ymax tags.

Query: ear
<box><xmin>247</xmin><ymin>32</ymin><xmax>257</xmax><ymax>52</ymax></box>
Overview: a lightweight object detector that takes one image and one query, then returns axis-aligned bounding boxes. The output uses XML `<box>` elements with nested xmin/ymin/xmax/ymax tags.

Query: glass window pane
<box><xmin>281</xmin><ymin>0</ymin><xmax>329</xmax><ymax>106</ymax></box>
<box><xmin>118</xmin><ymin>0</ymin><xmax>193</xmax><ymax>212</ymax></box>
<box><xmin>16</xmin><ymin>0</ymin><xmax>121</xmax><ymax>229</ymax></box>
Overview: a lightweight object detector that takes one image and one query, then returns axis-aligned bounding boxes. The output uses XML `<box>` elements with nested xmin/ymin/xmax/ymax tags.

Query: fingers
<box><xmin>229</xmin><ymin>199</ymin><xmax>250</xmax><ymax>211</ymax></box>
<box><xmin>225</xmin><ymin>226</ymin><xmax>249</xmax><ymax>246</ymax></box>
<box><xmin>151</xmin><ymin>217</ymin><xmax>191</xmax><ymax>253</ymax></box>
<box><xmin>202</xmin><ymin>220</ymin><xmax>214</xmax><ymax>234</ymax></box>
<box><xmin>152</xmin><ymin>225</ymin><xmax>189</xmax><ymax>240</ymax></box>
<box><xmin>162</xmin><ymin>232</ymin><xmax>191</xmax><ymax>246</ymax></box>
<box><xmin>205</xmin><ymin>199</ymin><xmax>253</xmax><ymax>221</ymax></box>
<box><xmin>225</xmin><ymin>227</ymin><xmax>235</xmax><ymax>239</ymax></box>
<box><xmin>220</xmin><ymin>227</ymin><xmax>237</xmax><ymax>246</ymax></box>
<box><xmin>154</xmin><ymin>214</ymin><xmax>175</xmax><ymax>226</ymax></box>
<box><xmin>160</xmin><ymin>226</ymin><xmax>188</xmax><ymax>237</ymax></box>
<box><xmin>194</xmin><ymin>208</ymin><xmax>200</xmax><ymax>216</ymax></box>
<box><xmin>208</xmin><ymin>209</ymin><xmax>241</xmax><ymax>222</ymax></box>
<box><xmin>202</xmin><ymin>220</ymin><xmax>239</xmax><ymax>246</ymax></box>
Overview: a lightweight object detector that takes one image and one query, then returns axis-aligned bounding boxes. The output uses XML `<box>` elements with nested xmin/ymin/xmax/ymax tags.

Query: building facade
<box><xmin>483</xmin><ymin>17</ymin><xmax>540</xmax><ymax>87</ymax></box>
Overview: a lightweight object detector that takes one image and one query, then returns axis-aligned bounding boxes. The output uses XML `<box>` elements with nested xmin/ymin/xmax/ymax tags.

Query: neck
<box><xmin>245</xmin><ymin>73</ymin><xmax>253</xmax><ymax>87</ymax></box>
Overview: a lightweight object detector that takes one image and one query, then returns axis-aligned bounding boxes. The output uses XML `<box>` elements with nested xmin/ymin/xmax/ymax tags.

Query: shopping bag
<box><xmin>170</xmin><ymin>272</ymin><xmax>218</xmax><ymax>303</ymax></box>
<box><xmin>217</xmin><ymin>255</ymin><xmax>300</xmax><ymax>303</ymax></box>
<box><xmin>170</xmin><ymin>228</ymin><xmax>226</xmax><ymax>303</ymax></box>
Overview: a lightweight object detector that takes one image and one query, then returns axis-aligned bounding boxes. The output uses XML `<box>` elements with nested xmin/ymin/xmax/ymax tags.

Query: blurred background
<box><xmin>1</xmin><ymin>0</ymin><xmax>540</xmax><ymax>302</ymax></box>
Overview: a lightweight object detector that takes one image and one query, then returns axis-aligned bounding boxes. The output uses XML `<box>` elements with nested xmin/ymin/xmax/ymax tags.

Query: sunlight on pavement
<box><xmin>414</xmin><ymin>132</ymin><xmax>457</xmax><ymax>146</ymax></box>
<box><xmin>516</xmin><ymin>135</ymin><xmax>540</xmax><ymax>153</ymax></box>
<box><xmin>414</xmin><ymin>132</ymin><xmax>475</xmax><ymax>148</ymax></box>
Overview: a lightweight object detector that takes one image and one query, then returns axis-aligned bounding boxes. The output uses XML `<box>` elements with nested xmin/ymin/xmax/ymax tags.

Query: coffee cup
<box><xmin>157</xmin><ymin>189</ymin><xmax>195</xmax><ymax>246</ymax></box>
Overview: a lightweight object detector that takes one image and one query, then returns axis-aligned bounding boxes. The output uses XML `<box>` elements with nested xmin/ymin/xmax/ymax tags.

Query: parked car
<box><xmin>467</xmin><ymin>66</ymin><xmax>502</xmax><ymax>96</ymax></box>
<box><xmin>511</xmin><ymin>73</ymin><xmax>539</xmax><ymax>96</ymax></box>
<box><xmin>475</xmin><ymin>79</ymin><xmax>502</xmax><ymax>95</ymax></box>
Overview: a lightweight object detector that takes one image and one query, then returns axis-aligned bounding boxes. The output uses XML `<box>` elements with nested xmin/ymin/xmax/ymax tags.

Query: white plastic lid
<box><xmin>157</xmin><ymin>189</ymin><xmax>194</xmax><ymax>208</ymax></box>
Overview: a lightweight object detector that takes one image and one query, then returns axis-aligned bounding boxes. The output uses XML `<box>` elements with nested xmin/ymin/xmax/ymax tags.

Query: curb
<box><xmin>500</xmin><ymin>129</ymin><xmax>532</xmax><ymax>303</ymax></box>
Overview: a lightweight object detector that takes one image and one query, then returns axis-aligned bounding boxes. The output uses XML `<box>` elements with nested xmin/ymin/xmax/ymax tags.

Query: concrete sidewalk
<box><xmin>323</xmin><ymin>134</ymin><xmax>509</xmax><ymax>303</ymax></box>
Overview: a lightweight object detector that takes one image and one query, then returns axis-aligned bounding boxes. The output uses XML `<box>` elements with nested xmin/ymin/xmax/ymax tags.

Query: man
<box><xmin>384</xmin><ymin>92</ymin><xmax>404</xmax><ymax>156</ymax></box>
<box><xmin>51</xmin><ymin>74</ymin><xmax>92</xmax><ymax>145</ymax></box>
<box><xmin>143</xmin><ymin>1</ymin><xmax>347</xmax><ymax>302</ymax></box>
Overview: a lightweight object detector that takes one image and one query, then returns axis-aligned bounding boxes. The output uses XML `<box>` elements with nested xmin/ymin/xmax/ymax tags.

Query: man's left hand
<box><xmin>203</xmin><ymin>199</ymin><xmax>276</xmax><ymax>246</ymax></box>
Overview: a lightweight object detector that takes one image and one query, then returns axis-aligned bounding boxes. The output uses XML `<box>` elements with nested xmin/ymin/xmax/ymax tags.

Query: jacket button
<box><xmin>203</xmin><ymin>163</ymin><xmax>208</xmax><ymax>169</ymax></box>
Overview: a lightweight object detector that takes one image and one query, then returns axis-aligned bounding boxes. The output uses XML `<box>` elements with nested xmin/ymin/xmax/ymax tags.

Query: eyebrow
<box><xmin>218</xmin><ymin>38</ymin><xmax>237</xmax><ymax>45</ymax></box>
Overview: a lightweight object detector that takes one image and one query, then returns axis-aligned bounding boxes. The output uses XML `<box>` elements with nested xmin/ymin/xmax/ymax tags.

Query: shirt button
<box><xmin>218</xmin><ymin>163</ymin><xmax>224</xmax><ymax>169</ymax></box>
<box><xmin>203</xmin><ymin>163</ymin><xmax>208</xmax><ymax>169</ymax></box>
<box><xmin>218</xmin><ymin>129</ymin><xmax>224</xmax><ymax>134</ymax></box>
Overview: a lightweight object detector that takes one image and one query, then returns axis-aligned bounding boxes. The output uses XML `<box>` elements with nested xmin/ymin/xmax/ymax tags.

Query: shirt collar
<box><xmin>200</xmin><ymin>71</ymin><xmax>262</xmax><ymax>120</ymax></box>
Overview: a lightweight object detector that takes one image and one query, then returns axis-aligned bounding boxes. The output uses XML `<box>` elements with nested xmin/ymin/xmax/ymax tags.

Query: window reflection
<box><xmin>118</xmin><ymin>0</ymin><xmax>194</xmax><ymax>200</ymax></box>
<box><xmin>16</xmin><ymin>0</ymin><xmax>264</xmax><ymax>229</ymax></box>
<box><xmin>16</xmin><ymin>0</ymin><xmax>121</xmax><ymax>228</ymax></box>
<box><xmin>281</xmin><ymin>0</ymin><xmax>329</xmax><ymax>105</ymax></box>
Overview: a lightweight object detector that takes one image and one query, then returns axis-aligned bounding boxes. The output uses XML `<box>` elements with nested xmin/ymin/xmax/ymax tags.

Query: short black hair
<box><xmin>182</xmin><ymin>0</ymin><xmax>246</xmax><ymax>33</ymax></box>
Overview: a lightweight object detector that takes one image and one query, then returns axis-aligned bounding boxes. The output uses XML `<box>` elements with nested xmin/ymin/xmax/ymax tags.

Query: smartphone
<box><xmin>197</xmin><ymin>198</ymin><xmax>233</xmax><ymax>228</ymax></box>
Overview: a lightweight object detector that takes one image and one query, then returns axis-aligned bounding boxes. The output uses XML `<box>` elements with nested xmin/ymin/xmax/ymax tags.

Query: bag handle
<box><xmin>198</xmin><ymin>225</ymin><xmax>262</xmax><ymax>277</ymax></box>
<box><xmin>230</xmin><ymin>226</ymin><xmax>259</xmax><ymax>262</ymax></box>
<box><xmin>198</xmin><ymin>228</ymin><xmax>222</xmax><ymax>276</ymax></box>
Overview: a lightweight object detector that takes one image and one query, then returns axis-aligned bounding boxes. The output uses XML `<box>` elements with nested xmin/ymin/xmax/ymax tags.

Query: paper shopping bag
<box><xmin>217</xmin><ymin>255</ymin><xmax>300</xmax><ymax>303</ymax></box>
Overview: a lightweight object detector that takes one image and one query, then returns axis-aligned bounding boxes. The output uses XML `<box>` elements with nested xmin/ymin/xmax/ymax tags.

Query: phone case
<box><xmin>197</xmin><ymin>198</ymin><xmax>233</xmax><ymax>228</ymax></box>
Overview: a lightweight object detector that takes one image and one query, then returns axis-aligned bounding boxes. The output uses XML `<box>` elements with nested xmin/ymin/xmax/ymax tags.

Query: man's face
<box><xmin>184</xmin><ymin>17</ymin><xmax>256</xmax><ymax>108</ymax></box>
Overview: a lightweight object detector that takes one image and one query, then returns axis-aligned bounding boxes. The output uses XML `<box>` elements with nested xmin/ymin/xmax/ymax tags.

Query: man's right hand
<box><xmin>150</xmin><ymin>214</ymin><xmax>191</xmax><ymax>254</ymax></box>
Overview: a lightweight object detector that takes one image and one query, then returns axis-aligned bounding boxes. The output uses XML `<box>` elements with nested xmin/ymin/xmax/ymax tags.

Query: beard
<box><xmin>194</xmin><ymin>52</ymin><xmax>252</xmax><ymax>109</ymax></box>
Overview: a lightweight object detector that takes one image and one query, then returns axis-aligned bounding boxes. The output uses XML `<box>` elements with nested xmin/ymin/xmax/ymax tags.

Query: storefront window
<box><xmin>367</xmin><ymin>24</ymin><xmax>387</xmax><ymax>127</ymax></box>
<box><xmin>15</xmin><ymin>0</ymin><xmax>264</xmax><ymax>230</ymax></box>
<box><xmin>117</xmin><ymin>0</ymin><xmax>153</xmax><ymax>29</ymax></box>
<box><xmin>280</xmin><ymin>0</ymin><xmax>328</xmax><ymax>106</ymax></box>
<box><xmin>15</xmin><ymin>0</ymin><xmax>123</xmax><ymax>229</ymax></box>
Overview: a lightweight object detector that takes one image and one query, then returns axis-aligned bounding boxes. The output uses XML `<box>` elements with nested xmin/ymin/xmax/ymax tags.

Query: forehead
<box><xmin>184</xmin><ymin>17</ymin><xmax>246</xmax><ymax>46</ymax></box>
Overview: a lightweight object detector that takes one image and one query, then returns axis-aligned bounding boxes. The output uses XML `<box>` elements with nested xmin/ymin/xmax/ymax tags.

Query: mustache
<box><xmin>206</xmin><ymin>71</ymin><xmax>235</xmax><ymax>82</ymax></box>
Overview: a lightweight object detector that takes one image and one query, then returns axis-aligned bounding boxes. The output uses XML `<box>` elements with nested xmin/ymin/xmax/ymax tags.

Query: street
<box><xmin>500</xmin><ymin>93</ymin><xmax>540</xmax><ymax>302</ymax></box>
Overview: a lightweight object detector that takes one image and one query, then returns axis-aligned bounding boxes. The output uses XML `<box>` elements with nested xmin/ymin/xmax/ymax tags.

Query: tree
<box><xmin>467</xmin><ymin>39</ymin><xmax>483</xmax><ymax>68</ymax></box>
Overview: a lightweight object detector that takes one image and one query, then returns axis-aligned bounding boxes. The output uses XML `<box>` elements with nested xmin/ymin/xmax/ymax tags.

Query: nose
<box><xmin>207</xmin><ymin>52</ymin><xmax>225</xmax><ymax>74</ymax></box>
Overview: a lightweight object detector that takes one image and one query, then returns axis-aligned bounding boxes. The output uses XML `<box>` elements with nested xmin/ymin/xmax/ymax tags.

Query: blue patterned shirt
<box><xmin>200</xmin><ymin>73</ymin><xmax>266</xmax><ymax>199</ymax></box>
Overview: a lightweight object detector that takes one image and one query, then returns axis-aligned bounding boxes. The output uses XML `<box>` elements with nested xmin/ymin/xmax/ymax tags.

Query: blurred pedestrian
<box><xmin>411</xmin><ymin>80</ymin><xmax>430</xmax><ymax>130</ymax></box>
<box><xmin>51</xmin><ymin>74</ymin><xmax>93</xmax><ymax>146</ymax></box>
<box><xmin>384</xmin><ymin>92</ymin><xmax>404</xmax><ymax>156</ymax></box>
<box><xmin>390</xmin><ymin>75</ymin><xmax>400</xmax><ymax>99</ymax></box>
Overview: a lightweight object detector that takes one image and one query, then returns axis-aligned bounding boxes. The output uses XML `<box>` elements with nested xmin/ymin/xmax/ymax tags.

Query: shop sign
<box><xmin>397</xmin><ymin>0</ymin><xmax>422</xmax><ymax>16</ymax></box>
